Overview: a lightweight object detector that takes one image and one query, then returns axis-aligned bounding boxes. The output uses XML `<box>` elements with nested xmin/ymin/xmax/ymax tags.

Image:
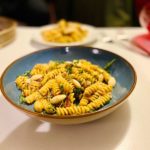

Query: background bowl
<box><xmin>32</xmin><ymin>24</ymin><xmax>97</xmax><ymax>47</ymax></box>
<box><xmin>0</xmin><ymin>46</ymin><xmax>137</xmax><ymax>124</ymax></box>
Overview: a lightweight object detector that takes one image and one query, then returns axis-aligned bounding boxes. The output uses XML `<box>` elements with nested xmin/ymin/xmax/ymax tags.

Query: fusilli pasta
<box><xmin>41</xmin><ymin>19</ymin><xmax>87</xmax><ymax>43</ymax></box>
<box><xmin>15</xmin><ymin>59</ymin><xmax>116</xmax><ymax>116</ymax></box>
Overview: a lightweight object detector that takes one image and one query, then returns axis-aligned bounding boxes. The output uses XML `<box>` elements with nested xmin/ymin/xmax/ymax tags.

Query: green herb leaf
<box><xmin>23</xmin><ymin>70</ymin><xmax>31</xmax><ymax>77</ymax></box>
<box><xmin>74</xmin><ymin>88</ymin><xmax>83</xmax><ymax>95</ymax></box>
<box><xmin>103</xmin><ymin>59</ymin><xmax>116</xmax><ymax>71</ymax></box>
<box><xmin>66</xmin><ymin>66</ymin><xmax>72</xmax><ymax>74</ymax></box>
<box><xmin>19</xmin><ymin>94</ymin><xmax>25</xmax><ymax>104</ymax></box>
<box><xmin>73</xmin><ymin>60</ymin><xmax>79</xmax><ymax>64</ymax></box>
<box><xmin>79</xmin><ymin>69</ymin><xmax>83</xmax><ymax>74</ymax></box>
<box><xmin>60</xmin><ymin>84</ymin><xmax>64</xmax><ymax>92</ymax></box>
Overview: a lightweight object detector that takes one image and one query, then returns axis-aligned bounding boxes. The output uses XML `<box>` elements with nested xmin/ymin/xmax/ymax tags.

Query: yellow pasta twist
<box><xmin>56</xmin><ymin>105</ymin><xmax>90</xmax><ymax>116</ymax></box>
<box><xmin>48</xmin><ymin>61</ymin><xmax>59</xmax><ymax>71</ymax></box>
<box><xmin>88</xmin><ymin>91</ymin><xmax>101</xmax><ymax>102</ymax></box>
<box><xmin>15</xmin><ymin>76</ymin><xmax>28</xmax><ymax>90</ymax></box>
<box><xmin>30</xmin><ymin>64</ymin><xmax>49</xmax><ymax>75</ymax></box>
<box><xmin>103</xmin><ymin>70</ymin><xmax>111</xmax><ymax>82</ymax></box>
<box><xmin>39</xmin><ymin>79</ymin><xmax>55</xmax><ymax>96</ymax></box>
<box><xmin>84</xmin><ymin>82</ymin><xmax>112</xmax><ymax>96</ymax></box>
<box><xmin>55</xmin><ymin>75</ymin><xmax>73</xmax><ymax>94</ymax></box>
<box><xmin>87</xmin><ymin>93</ymin><xmax>112</xmax><ymax>110</ymax></box>
<box><xmin>41</xmin><ymin>68</ymin><xmax>65</xmax><ymax>85</ymax></box>
<box><xmin>51</xmin><ymin>81</ymin><xmax>61</xmax><ymax>96</ymax></box>
<box><xmin>79</xmin><ymin>98</ymin><xmax>88</xmax><ymax>106</ymax></box>
<box><xmin>25</xmin><ymin>92</ymin><xmax>42</xmax><ymax>104</ymax></box>
<box><xmin>68</xmin><ymin>93</ymin><xmax>75</xmax><ymax>103</ymax></box>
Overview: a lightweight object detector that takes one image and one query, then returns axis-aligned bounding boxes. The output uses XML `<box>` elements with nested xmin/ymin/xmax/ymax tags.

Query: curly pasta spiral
<box><xmin>84</xmin><ymin>82</ymin><xmax>112</xmax><ymax>96</ymax></box>
<box><xmin>56</xmin><ymin>93</ymin><xmax>112</xmax><ymax>116</ymax></box>
<box><xmin>30</xmin><ymin>64</ymin><xmax>49</xmax><ymax>75</ymax></box>
<box><xmin>79</xmin><ymin>98</ymin><xmax>88</xmax><ymax>106</ymax></box>
<box><xmin>41</xmin><ymin>68</ymin><xmax>65</xmax><ymax>85</ymax></box>
<box><xmin>55</xmin><ymin>75</ymin><xmax>73</xmax><ymax>94</ymax></box>
<box><xmin>25</xmin><ymin>91</ymin><xmax>42</xmax><ymax>104</ymax></box>
<box><xmin>51</xmin><ymin>80</ymin><xmax>61</xmax><ymax>96</ymax></box>
<box><xmin>15</xmin><ymin>76</ymin><xmax>28</xmax><ymax>90</ymax></box>
<box><xmin>88</xmin><ymin>91</ymin><xmax>101</xmax><ymax>102</ymax></box>
<box><xmin>39</xmin><ymin>79</ymin><xmax>55</xmax><ymax>96</ymax></box>
<box><xmin>56</xmin><ymin>105</ymin><xmax>90</xmax><ymax>116</ymax></box>
<box><xmin>68</xmin><ymin>93</ymin><xmax>75</xmax><ymax>103</ymax></box>
<box><xmin>87</xmin><ymin>93</ymin><xmax>112</xmax><ymax>110</ymax></box>
<box><xmin>34</xmin><ymin>99</ymin><xmax>55</xmax><ymax>113</ymax></box>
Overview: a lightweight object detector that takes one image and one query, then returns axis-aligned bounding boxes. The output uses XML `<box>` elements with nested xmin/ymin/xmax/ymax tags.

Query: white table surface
<box><xmin>0</xmin><ymin>27</ymin><xmax>150</xmax><ymax>150</ymax></box>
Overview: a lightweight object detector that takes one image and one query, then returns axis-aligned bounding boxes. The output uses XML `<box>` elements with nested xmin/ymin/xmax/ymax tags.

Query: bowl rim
<box><xmin>0</xmin><ymin>46</ymin><xmax>137</xmax><ymax>119</ymax></box>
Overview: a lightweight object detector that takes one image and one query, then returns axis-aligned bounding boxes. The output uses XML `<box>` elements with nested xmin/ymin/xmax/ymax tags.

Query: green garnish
<box><xmin>19</xmin><ymin>94</ymin><xmax>25</xmax><ymax>104</ymax></box>
<box><xmin>74</xmin><ymin>87</ymin><xmax>83</xmax><ymax>95</ymax></box>
<box><xmin>60</xmin><ymin>84</ymin><xmax>64</xmax><ymax>92</ymax></box>
<box><xmin>66</xmin><ymin>66</ymin><xmax>72</xmax><ymax>74</ymax></box>
<box><xmin>73</xmin><ymin>87</ymin><xmax>83</xmax><ymax>105</ymax></box>
<box><xmin>79</xmin><ymin>69</ymin><xmax>83</xmax><ymax>74</ymax></box>
<box><xmin>23</xmin><ymin>70</ymin><xmax>31</xmax><ymax>77</ymax></box>
<box><xmin>103</xmin><ymin>59</ymin><xmax>116</xmax><ymax>71</ymax></box>
<box><xmin>45</xmin><ymin>104</ymin><xmax>56</xmax><ymax>114</ymax></box>
<box><xmin>73</xmin><ymin>60</ymin><xmax>79</xmax><ymax>64</ymax></box>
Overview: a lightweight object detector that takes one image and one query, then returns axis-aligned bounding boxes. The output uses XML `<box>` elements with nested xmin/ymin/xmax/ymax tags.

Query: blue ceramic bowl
<box><xmin>0</xmin><ymin>46</ymin><xmax>137</xmax><ymax>124</ymax></box>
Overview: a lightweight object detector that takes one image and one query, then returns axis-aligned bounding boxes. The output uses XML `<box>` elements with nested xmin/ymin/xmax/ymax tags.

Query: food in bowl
<box><xmin>1</xmin><ymin>46</ymin><xmax>137</xmax><ymax>124</ymax></box>
<box><xmin>41</xmin><ymin>19</ymin><xmax>88</xmax><ymax>43</ymax></box>
<box><xmin>15</xmin><ymin>59</ymin><xmax>116</xmax><ymax>116</ymax></box>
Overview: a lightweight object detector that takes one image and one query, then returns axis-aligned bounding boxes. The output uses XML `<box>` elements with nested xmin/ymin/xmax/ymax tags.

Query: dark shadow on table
<box><xmin>0</xmin><ymin>101</ymin><xmax>131</xmax><ymax>150</ymax></box>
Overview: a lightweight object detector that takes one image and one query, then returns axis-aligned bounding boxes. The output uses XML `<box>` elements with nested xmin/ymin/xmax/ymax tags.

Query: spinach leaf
<box><xmin>23</xmin><ymin>70</ymin><xmax>31</xmax><ymax>77</ymax></box>
<box><xmin>103</xmin><ymin>59</ymin><xmax>116</xmax><ymax>71</ymax></box>
<box><xmin>66</xmin><ymin>66</ymin><xmax>72</xmax><ymax>74</ymax></box>
<box><xmin>19</xmin><ymin>94</ymin><xmax>25</xmax><ymax>104</ymax></box>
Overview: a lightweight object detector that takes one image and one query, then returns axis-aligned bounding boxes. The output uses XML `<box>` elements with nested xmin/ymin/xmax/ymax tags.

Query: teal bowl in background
<box><xmin>0</xmin><ymin>46</ymin><xmax>137</xmax><ymax>124</ymax></box>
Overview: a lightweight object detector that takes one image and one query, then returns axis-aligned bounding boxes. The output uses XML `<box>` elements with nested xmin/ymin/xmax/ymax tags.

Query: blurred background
<box><xmin>0</xmin><ymin>0</ymin><xmax>149</xmax><ymax>27</ymax></box>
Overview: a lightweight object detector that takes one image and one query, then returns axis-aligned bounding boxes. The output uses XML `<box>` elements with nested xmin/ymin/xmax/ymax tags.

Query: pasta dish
<box><xmin>41</xmin><ymin>19</ymin><xmax>88</xmax><ymax>43</ymax></box>
<box><xmin>15</xmin><ymin>59</ymin><xmax>116</xmax><ymax>116</ymax></box>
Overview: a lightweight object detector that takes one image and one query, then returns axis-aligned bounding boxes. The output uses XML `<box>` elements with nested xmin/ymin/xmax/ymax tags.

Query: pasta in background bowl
<box><xmin>0</xmin><ymin>46</ymin><xmax>137</xmax><ymax>124</ymax></box>
<box><xmin>41</xmin><ymin>19</ymin><xmax>88</xmax><ymax>43</ymax></box>
<box><xmin>32</xmin><ymin>20</ymin><xmax>97</xmax><ymax>47</ymax></box>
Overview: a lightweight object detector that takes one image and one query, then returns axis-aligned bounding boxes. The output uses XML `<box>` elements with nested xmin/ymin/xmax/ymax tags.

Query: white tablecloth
<box><xmin>0</xmin><ymin>27</ymin><xmax>150</xmax><ymax>150</ymax></box>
